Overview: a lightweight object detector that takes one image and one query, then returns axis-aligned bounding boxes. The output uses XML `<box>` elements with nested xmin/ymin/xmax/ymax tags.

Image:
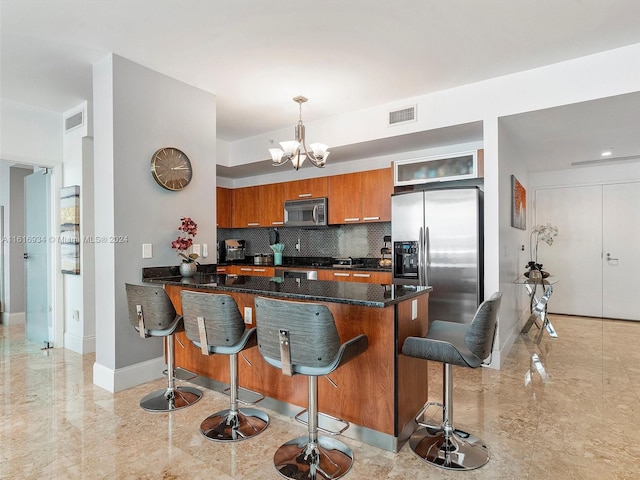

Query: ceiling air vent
<box><xmin>64</xmin><ymin>111</ymin><xmax>84</xmax><ymax>132</ymax></box>
<box><xmin>388</xmin><ymin>105</ymin><xmax>416</xmax><ymax>126</ymax></box>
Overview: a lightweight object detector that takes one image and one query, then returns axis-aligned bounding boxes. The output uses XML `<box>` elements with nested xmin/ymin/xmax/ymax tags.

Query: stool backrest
<box><xmin>181</xmin><ymin>291</ymin><xmax>246</xmax><ymax>347</ymax></box>
<box><xmin>255</xmin><ymin>296</ymin><xmax>340</xmax><ymax>369</ymax></box>
<box><xmin>125</xmin><ymin>283</ymin><xmax>177</xmax><ymax>330</ymax></box>
<box><xmin>465</xmin><ymin>292</ymin><xmax>502</xmax><ymax>361</ymax></box>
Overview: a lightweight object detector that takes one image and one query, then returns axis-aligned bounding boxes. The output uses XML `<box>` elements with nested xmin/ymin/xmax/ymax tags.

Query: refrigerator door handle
<box><xmin>418</xmin><ymin>227</ymin><xmax>425</xmax><ymax>286</ymax></box>
<box><xmin>424</xmin><ymin>226</ymin><xmax>430</xmax><ymax>285</ymax></box>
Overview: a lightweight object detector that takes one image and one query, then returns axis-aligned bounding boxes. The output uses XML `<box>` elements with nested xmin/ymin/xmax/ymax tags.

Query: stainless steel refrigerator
<box><xmin>391</xmin><ymin>187</ymin><xmax>483</xmax><ymax>324</ymax></box>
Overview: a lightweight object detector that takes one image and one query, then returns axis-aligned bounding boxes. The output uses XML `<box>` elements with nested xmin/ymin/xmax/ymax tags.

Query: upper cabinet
<box><xmin>232</xmin><ymin>186</ymin><xmax>261</xmax><ymax>227</ymax></box>
<box><xmin>328</xmin><ymin>167</ymin><xmax>393</xmax><ymax>224</ymax></box>
<box><xmin>361</xmin><ymin>168</ymin><xmax>393</xmax><ymax>222</ymax></box>
<box><xmin>229</xmin><ymin>184</ymin><xmax>284</xmax><ymax>228</ymax></box>
<box><xmin>284</xmin><ymin>177</ymin><xmax>328</xmax><ymax>200</ymax></box>
<box><xmin>216</xmin><ymin>187</ymin><xmax>232</xmax><ymax>228</ymax></box>
<box><xmin>394</xmin><ymin>150</ymin><xmax>483</xmax><ymax>186</ymax></box>
<box><xmin>261</xmin><ymin>182</ymin><xmax>285</xmax><ymax>227</ymax></box>
<box><xmin>220</xmin><ymin>167</ymin><xmax>393</xmax><ymax>229</ymax></box>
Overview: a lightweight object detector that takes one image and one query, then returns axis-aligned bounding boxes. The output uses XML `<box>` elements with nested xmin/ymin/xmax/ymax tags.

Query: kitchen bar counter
<box><xmin>142</xmin><ymin>269</ymin><xmax>431</xmax><ymax>452</ymax></box>
<box><xmin>143</xmin><ymin>271</ymin><xmax>425</xmax><ymax>308</ymax></box>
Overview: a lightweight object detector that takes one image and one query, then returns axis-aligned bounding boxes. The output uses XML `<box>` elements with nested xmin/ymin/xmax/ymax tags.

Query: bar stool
<box><xmin>180</xmin><ymin>290</ymin><xmax>269</xmax><ymax>442</ymax></box>
<box><xmin>254</xmin><ymin>296</ymin><xmax>368</xmax><ymax>480</ymax></box>
<box><xmin>125</xmin><ymin>283</ymin><xmax>203</xmax><ymax>412</ymax></box>
<box><xmin>401</xmin><ymin>292</ymin><xmax>502</xmax><ymax>470</ymax></box>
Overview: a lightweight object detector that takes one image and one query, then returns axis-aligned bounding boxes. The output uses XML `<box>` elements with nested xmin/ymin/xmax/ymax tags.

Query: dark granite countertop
<box><xmin>142</xmin><ymin>269</ymin><xmax>430</xmax><ymax>308</ymax></box>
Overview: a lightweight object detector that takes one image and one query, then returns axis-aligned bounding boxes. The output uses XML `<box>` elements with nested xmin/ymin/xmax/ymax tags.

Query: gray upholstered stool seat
<box><xmin>125</xmin><ymin>283</ymin><xmax>202</xmax><ymax>412</ymax></box>
<box><xmin>181</xmin><ymin>291</ymin><xmax>269</xmax><ymax>442</ymax></box>
<box><xmin>402</xmin><ymin>292</ymin><xmax>502</xmax><ymax>470</ymax></box>
<box><xmin>255</xmin><ymin>296</ymin><xmax>368</xmax><ymax>480</ymax></box>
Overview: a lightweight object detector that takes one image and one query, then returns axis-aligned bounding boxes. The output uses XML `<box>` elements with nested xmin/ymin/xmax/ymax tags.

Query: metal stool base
<box><xmin>200</xmin><ymin>407</ymin><xmax>269</xmax><ymax>442</ymax></box>
<box><xmin>274</xmin><ymin>435</ymin><xmax>353</xmax><ymax>480</ymax></box>
<box><xmin>409</xmin><ymin>426</ymin><xmax>490</xmax><ymax>470</ymax></box>
<box><xmin>139</xmin><ymin>386</ymin><xmax>202</xmax><ymax>412</ymax></box>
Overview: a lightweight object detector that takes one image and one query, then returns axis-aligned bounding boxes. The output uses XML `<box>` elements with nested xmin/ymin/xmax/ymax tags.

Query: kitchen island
<box><xmin>142</xmin><ymin>269</ymin><xmax>431</xmax><ymax>451</ymax></box>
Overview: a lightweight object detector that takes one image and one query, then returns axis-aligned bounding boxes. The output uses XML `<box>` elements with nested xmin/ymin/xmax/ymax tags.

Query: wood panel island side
<box><xmin>143</xmin><ymin>271</ymin><xmax>431</xmax><ymax>451</ymax></box>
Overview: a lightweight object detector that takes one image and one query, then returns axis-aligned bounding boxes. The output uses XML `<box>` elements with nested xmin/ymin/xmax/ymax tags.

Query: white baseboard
<box><xmin>1</xmin><ymin>311</ymin><xmax>25</xmax><ymax>325</ymax></box>
<box><xmin>64</xmin><ymin>332</ymin><xmax>96</xmax><ymax>354</ymax></box>
<box><xmin>93</xmin><ymin>356</ymin><xmax>166</xmax><ymax>393</ymax></box>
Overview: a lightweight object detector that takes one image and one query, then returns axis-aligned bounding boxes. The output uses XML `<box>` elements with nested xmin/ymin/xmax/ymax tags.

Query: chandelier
<box><xmin>269</xmin><ymin>96</ymin><xmax>330</xmax><ymax>170</ymax></box>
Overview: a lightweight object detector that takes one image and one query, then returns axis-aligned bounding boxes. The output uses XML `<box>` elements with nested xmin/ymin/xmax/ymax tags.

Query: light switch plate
<box><xmin>411</xmin><ymin>299</ymin><xmax>418</xmax><ymax>320</ymax></box>
<box><xmin>202</xmin><ymin>243</ymin><xmax>208</xmax><ymax>258</ymax></box>
<box><xmin>192</xmin><ymin>244</ymin><xmax>201</xmax><ymax>256</ymax></box>
<box><xmin>142</xmin><ymin>243</ymin><xmax>152</xmax><ymax>259</ymax></box>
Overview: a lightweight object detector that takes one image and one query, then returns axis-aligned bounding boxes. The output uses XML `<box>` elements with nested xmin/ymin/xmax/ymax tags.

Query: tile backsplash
<box><xmin>218</xmin><ymin>223</ymin><xmax>391</xmax><ymax>260</ymax></box>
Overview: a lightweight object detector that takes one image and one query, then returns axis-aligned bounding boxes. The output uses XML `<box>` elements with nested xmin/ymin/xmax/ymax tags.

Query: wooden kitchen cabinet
<box><xmin>328</xmin><ymin>172</ymin><xmax>361</xmax><ymax>224</ymax></box>
<box><xmin>216</xmin><ymin>187</ymin><xmax>232</xmax><ymax>228</ymax></box>
<box><xmin>230</xmin><ymin>265</ymin><xmax>275</xmax><ymax>277</ymax></box>
<box><xmin>260</xmin><ymin>183</ymin><xmax>285</xmax><ymax>227</ymax></box>
<box><xmin>361</xmin><ymin>168</ymin><xmax>393</xmax><ymax>222</ymax></box>
<box><xmin>284</xmin><ymin>177</ymin><xmax>328</xmax><ymax>200</ymax></box>
<box><xmin>318</xmin><ymin>269</ymin><xmax>392</xmax><ymax>284</ymax></box>
<box><xmin>328</xmin><ymin>168</ymin><xmax>393</xmax><ymax>224</ymax></box>
<box><xmin>232</xmin><ymin>186</ymin><xmax>261</xmax><ymax>227</ymax></box>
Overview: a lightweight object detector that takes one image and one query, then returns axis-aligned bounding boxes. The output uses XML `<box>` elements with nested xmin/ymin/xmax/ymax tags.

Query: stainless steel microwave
<box><xmin>284</xmin><ymin>197</ymin><xmax>328</xmax><ymax>227</ymax></box>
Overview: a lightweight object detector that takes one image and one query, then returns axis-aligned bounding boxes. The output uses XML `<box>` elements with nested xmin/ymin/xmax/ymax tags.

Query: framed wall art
<box><xmin>511</xmin><ymin>175</ymin><xmax>526</xmax><ymax>230</ymax></box>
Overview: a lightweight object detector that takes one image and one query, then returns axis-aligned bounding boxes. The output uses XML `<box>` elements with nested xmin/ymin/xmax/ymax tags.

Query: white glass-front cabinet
<box><xmin>394</xmin><ymin>150</ymin><xmax>483</xmax><ymax>186</ymax></box>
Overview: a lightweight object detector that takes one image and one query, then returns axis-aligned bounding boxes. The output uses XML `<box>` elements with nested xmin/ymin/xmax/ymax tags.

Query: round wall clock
<box><xmin>150</xmin><ymin>147</ymin><xmax>193</xmax><ymax>191</ymax></box>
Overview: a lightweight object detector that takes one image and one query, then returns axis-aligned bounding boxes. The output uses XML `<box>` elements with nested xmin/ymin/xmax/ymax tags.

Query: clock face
<box><xmin>150</xmin><ymin>147</ymin><xmax>193</xmax><ymax>191</ymax></box>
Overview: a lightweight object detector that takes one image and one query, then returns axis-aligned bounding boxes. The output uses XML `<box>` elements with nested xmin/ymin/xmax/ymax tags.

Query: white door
<box><xmin>602</xmin><ymin>183</ymin><xmax>640</xmax><ymax>320</ymax></box>
<box><xmin>534</xmin><ymin>185</ymin><xmax>603</xmax><ymax>317</ymax></box>
<box><xmin>24</xmin><ymin>171</ymin><xmax>51</xmax><ymax>345</ymax></box>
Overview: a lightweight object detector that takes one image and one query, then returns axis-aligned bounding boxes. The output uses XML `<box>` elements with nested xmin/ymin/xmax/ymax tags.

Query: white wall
<box><xmin>0</xmin><ymin>100</ymin><xmax>63</xmax><ymax>337</ymax></box>
<box><xmin>93</xmin><ymin>54</ymin><xmax>217</xmax><ymax>392</ymax></box>
<box><xmin>0</xmin><ymin>99</ymin><xmax>62</xmax><ymax>164</ymax></box>
<box><xmin>62</xmin><ymin>101</ymin><xmax>96</xmax><ymax>354</ymax></box>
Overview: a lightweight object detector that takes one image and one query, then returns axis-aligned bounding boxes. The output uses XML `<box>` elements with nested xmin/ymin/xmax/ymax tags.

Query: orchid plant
<box><xmin>527</xmin><ymin>223</ymin><xmax>558</xmax><ymax>272</ymax></box>
<box><xmin>171</xmin><ymin>217</ymin><xmax>199</xmax><ymax>264</ymax></box>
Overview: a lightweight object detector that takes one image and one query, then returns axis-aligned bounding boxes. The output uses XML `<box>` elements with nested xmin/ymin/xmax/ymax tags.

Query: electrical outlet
<box><xmin>243</xmin><ymin>307</ymin><xmax>252</xmax><ymax>324</ymax></box>
<box><xmin>202</xmin><ymin>243</ymin><xmax>208</xmax><ymax>258</ymax></box>
<box><xmin>192</xmin><ymin>244</ymin><xmax>201</xmax><ymax>256</ymax></box>
<box><xmin>142</xmin><ymin>243</ymin><xmax>152</xmax><ymax>259</ymax></box>
<box><xmin>411</xmin><ymin>299</ymin><xmax>418</xmax><ymax>320</ymax></box>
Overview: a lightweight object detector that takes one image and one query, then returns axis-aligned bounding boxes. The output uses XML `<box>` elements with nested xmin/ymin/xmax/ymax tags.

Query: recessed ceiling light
<box><xmin>601</xmin><ymin>149</ymin><xmax>613</xmax><ymax>157</ymax></box>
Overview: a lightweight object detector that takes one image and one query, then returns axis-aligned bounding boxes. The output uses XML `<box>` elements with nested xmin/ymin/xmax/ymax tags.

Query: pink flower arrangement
<box><xmin>172</xmin><ymin>217</ymin><xmax>199</xmax><ymax>263</ymax></box>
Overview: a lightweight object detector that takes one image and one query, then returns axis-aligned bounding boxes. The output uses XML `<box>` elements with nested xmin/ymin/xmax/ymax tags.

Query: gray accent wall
<box><xmin>93</xmin><ymin>54</ymin><xmax>217</xmax><ymax>381</ymax></box>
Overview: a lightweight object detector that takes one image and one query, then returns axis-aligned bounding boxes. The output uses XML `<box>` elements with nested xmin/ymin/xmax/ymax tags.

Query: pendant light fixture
<box><xmin>269</xmin><ymin>96</ymin><xmax>329</xmax><ymax>170</ymax></box>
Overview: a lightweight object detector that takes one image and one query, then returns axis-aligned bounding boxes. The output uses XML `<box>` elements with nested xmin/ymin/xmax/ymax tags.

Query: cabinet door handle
<box><xmin>363</xmin><ymin>216</ymin><xmax>380</xmax><ymax>221</ymax></box>
<box><xmin>344</xmin><ymin>218</ymin><xmax>360</xmax><ymax>222</ymax></box>
<box><xmin>240</xmin><ymin>268</ymin><xmax>252</xmax><ymax>271</ymax></box>
<box><xmin>333</xmin><ymin>272</ymin><xmax>350</xmax><ymax>277</ymax></box>
<box><xmin>271</xmin><ymin>221</ymin><xmax>284</xmax><ymax>225</ymax></box>
<box><xmin>254</xmin><ymin>268</ymin><xmax>266</xmax><ymax>272</ymax></box>
<box><xmin>353</xmin><ymin>273</ymin><xmax>371</xmax><ymax>278</ymax></box>
<box><xmin>298</xmin><ymin>193</ymin><xmax>312</xmax><ymax>198</ymax></box>
<box><xmin>247</xmin><ymin>222</ymin><xmax>260</xmax><ymax>226</ymax></box>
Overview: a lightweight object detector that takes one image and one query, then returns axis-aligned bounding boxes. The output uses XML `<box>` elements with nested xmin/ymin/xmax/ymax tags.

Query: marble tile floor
<box><xmin>1</xmin><ymin>315</ymin><xmax>639</xmax><ymax>479</ymax></box>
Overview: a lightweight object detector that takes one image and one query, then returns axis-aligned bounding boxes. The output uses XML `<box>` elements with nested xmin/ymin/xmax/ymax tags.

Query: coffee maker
<box><xmin>217</xmin><ymin>239</ymin><xmax>246</xmax><ymax>263</ymax></box>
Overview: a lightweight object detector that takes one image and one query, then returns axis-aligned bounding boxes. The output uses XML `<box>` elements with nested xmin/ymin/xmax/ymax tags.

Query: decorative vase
<box><xmin>180</xmin><ymin>262</ymin><xmax>197</xmax><ymax>277</ymax></box>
